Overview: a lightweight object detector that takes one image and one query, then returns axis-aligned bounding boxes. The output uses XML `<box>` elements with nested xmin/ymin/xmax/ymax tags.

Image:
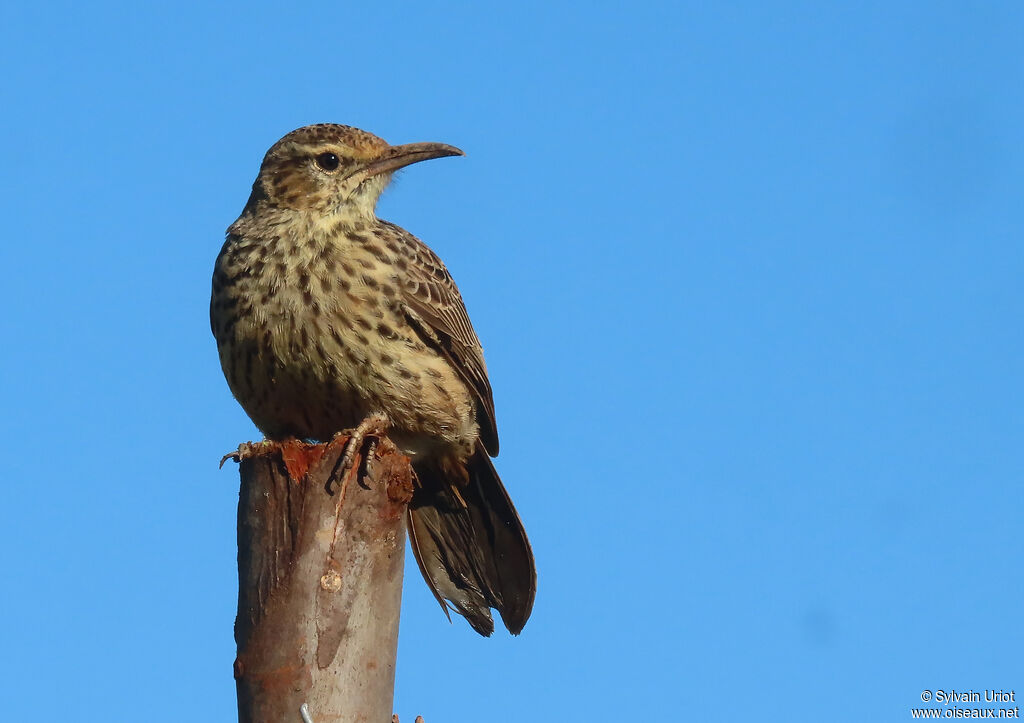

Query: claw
<box><xmin>329</xmin><ymin>413</ymin><xmax>390</xmax><ymax>491</ymax></box>
<box><xmin>219</xmin><ymin>440</ymin><xmax>273</xmax><ymax>468</ymax></box>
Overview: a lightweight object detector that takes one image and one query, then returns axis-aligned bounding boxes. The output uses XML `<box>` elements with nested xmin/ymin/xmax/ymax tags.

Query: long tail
<box><xmin>407</xmin><ymin>442</ymin><xmax>536</xmax><ymax>636</ymax></box>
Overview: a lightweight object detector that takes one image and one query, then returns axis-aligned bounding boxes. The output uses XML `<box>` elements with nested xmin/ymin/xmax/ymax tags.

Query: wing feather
<box><xmin>380</xmin><ymin>222</ymin><xmax>500</xmax><ymax>454</ymax></box>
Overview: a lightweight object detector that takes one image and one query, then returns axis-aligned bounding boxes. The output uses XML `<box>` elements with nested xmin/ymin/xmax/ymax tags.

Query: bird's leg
<box><xmin>219</xmin><ymin>439</ymin><xmax>277</xmax><ymax>468</ymax></box>
<box><xmin>331</xmin><ymin>412</ymin><xmax>390</xmax><ymax>486</ymax></box>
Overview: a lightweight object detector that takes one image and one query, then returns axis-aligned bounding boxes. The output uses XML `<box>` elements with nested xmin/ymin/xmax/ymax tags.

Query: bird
<box><xmin>210</xmin><ymin>124</ymin><xmax>535</xmax><ymax>636</ymax></box>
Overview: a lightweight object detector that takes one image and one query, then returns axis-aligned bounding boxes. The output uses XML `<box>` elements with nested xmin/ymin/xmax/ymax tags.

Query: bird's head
<box><xmin>245</xmin><ymin>123</ymin><xmax>464</xmax><ymax>221</ymax></box>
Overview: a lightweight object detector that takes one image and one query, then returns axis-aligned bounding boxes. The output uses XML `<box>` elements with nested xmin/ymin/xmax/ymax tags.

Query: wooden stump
<box><xmin>226</xmin><ymin>436</ymin><xmax>413</xmax><ymax>723</ymax></box>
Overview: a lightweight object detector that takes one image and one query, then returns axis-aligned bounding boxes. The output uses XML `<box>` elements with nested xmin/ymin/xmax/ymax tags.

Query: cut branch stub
<box><xmin>230</xmin><ymin>435</ymin><xmax>413</xmax><ymax>723</ymax></box>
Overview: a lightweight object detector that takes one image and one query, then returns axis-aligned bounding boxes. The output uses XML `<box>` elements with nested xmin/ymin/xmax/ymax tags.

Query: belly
<box><xmin>216</xmin><ymin>291</ymin><xmax>479</xmax><ymax>457</ymax></box>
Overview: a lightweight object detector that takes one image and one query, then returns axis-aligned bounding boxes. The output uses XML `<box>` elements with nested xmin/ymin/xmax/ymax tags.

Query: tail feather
<box><xmin>407</xmin><ymin>442</ymin><xmax>536</xmax><ymax>636</ymax></box>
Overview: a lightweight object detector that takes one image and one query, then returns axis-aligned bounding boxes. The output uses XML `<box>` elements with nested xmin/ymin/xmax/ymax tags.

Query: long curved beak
<box><xmin>361</xmin><ymin>142</ymin><xmax>465</xmax><ymax>179</ymax></box>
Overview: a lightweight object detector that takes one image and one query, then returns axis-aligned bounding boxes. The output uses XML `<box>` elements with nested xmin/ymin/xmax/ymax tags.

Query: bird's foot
<box><xmin>329</xmin><ymin>412</ymin><xmax>391</xmax><ymax>488</ymax></box>
<box><xmin>219</xmin><ymin>439</ymin><xmax>278</xmax><ymax>468</ymax></box>
<box><xmin>220</xmin><ymin>438</ymin><xmax>327</xmax><ymax>483</ymax></box>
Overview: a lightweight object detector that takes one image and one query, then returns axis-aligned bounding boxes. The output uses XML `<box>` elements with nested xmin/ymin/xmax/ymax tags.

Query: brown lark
<box><xmin>210</xmin><ymin>124</ymin><xmax>535</xmax><ymax>635</ymax></box>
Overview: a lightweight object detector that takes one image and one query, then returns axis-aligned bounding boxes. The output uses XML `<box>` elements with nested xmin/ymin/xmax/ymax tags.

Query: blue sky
<box><xmin>1</xmin><ymin>2</ymin><xmax>1021</xmax><ymax>721</ymax></box>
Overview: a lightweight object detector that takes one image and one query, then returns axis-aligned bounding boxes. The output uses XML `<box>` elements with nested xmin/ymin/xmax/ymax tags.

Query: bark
<box><xmin>227</xmin><ymin>436</ymin><xmax>413</xmax><ymax>723</ymax></box>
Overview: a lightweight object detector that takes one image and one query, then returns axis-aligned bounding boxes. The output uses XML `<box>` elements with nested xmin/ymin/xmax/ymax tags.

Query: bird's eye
<box><xmin>315</xmin><ymin>152</ymin><xmax>340</xmax><ymax>171</ymax></box>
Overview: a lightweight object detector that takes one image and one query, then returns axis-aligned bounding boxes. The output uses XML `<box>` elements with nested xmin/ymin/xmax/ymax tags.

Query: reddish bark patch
<box><xmin>279</xmin><ymin>439</ymin><xmax>331</xmax><ymax>483</ymax></box>
<box><xmin>381</xmin><ymin>452</ymin><xmax>414</xmax><ymax>514</ymax></box>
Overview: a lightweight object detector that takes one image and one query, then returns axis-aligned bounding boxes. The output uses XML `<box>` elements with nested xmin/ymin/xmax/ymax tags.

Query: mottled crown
<box><xmin>262</xmin><ymin>124</ymin><xmax>390</xmax><ymax>166</ymax></box>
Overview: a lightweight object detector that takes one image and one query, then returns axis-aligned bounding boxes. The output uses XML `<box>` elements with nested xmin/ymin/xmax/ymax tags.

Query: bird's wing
<box><xmin>382</xmin><ymin>222</ymin><xmax>499</xmax><ymax>455</ymax></box>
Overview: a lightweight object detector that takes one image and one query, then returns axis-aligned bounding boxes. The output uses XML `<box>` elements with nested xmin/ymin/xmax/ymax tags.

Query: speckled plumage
<box><xmin>211</xmin><ymin>124</ymin><xmax>534</xmax><ymax>635</ymax></box>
